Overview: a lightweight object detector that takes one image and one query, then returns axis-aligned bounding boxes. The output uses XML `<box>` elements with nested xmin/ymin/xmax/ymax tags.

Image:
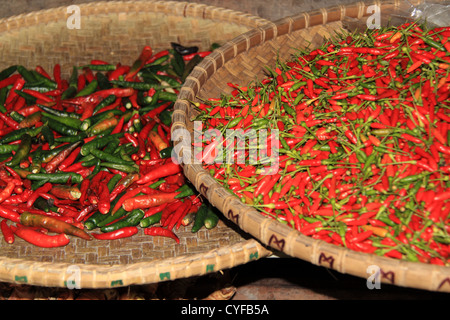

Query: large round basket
<box><xmin>173</xmin><ymin>0</ymin><xmax>450</xmax><ymax>293</ymax></box>
<box><xmin>0</xmin><ymin>0</ymin><xmax>273</xmax><ymax>289</ymax></box>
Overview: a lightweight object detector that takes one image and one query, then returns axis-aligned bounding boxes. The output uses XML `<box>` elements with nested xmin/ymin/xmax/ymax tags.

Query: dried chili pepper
<box><xmin>20</xmin><ymin>212</ymin><xmax>92</xmax><ymax>241</ymax></box>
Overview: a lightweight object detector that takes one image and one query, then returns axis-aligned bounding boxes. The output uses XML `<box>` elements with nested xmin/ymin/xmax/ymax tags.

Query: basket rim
<box><xmin>0</xmin><ymin>238</ymin><xmax>270</xmax><ymax>289</ymax></box>
<box><xmin>0</xmin><ymin>0</ymin><xmax>269</xmax><ymax>31</ymax></box>
<box><xmin>0</xmin><ymin>0</ymin><xmax>274</xmax><ymax>289</ymax></box>
<box><xmin>173</xmin><ymin>0</ymin><xmax>450</xmax><ymax>293</ymax></box>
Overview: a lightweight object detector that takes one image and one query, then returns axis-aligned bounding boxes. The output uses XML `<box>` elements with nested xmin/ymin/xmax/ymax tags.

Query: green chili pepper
<box><xmin>99</xmin><ymin>162</ymin><xmax>139</xmax><ymax>173</ymax></box>
<box><xmin>93</xmin><ymin>94</ymin><xmax>117</xmax><ymax>114</ymax></box>
<box><xmin>61</xmin><ymin>66</ymin><xmax>79</xmax><ymax>100</ymax></box>
<box><xmin>90</xmin><ymin>148</ymin><xmax>135</xmax><ymax>166</ymax></box>
<box><xmin>159</xmin><ymin>146</ymin><xmax>173</xmax><ymax>159</ymax></box>
<box><xmin>283</xmin><ymin>104</ymin><xmax>296</xmax><ymax>118</ymax></box>
<box><xmin>44</xmin><ymin>117</ymin><xmax>79</xmax><ymax>136</ymax></box>
<box><xmin>148</xmin><ymin>180</ymin><xmax>166</xmax><ymax>189</ymax></box>
<box><xmin>110</xmin><ymin>80</ymin><xmax>154</xmax><ymax>91</ymax></box>
<box><xmin>81</xmin><ymin>109</ymin><xmax>123</xmax><ymax>132</ymax></box>
<box><xmin>174</xmin><ymin>184</ymin><xmax>196</xmax><ymax>199</ymax></box>
<box><xmin>81</xmin><ymin>64</ymin><xmax>116</xmax><ymax>72</ymax></box>
<box><xmin>80</xmin><ymin>133</ymin><xmax>124</xmax><ymax>156</ymax></box>
<box><xmin>0</xmin><ymin>65</ymin><xmax>17</xmax><ymax>81</ymax></box>
<box><xmin>158</xmin><ymin>109</ymin><xmax>173</xmax><ymax>126</ymax></box>
<box><xmin>227</xmin><ymin>116</ymin><xmax>243</xmax><ymax>128</ymax></box>
<box><xmin>96</xmin><ymin>207</ymin><xmax>129</xmax><ymax>228</ymax></box>
<box><xmin>54</xmin><ymin>132</ymin><xmax>88</xmax><ymax>144</ymax></box>
<box><xmin>0</xmin><ymin>144</ymin><xmax>19</xmax><ymax>154</ymax></box>
<box><xmin>14</xmin><ymin>90</ymin><xmax>37</xmax><ymax>105</ymax></box>
<box><xmin>84</xmin><ymin>211</ymin><xmax>105</xmax><ymax>230</ymax></box>
<box><xmin>0</xmin><ymin>87</ymin><xmax>8</xmax><ymax>112</ymax></box>
<box><xmin>30</xmin><ymin>71</ymin><xmax>58</xmax><ymax>89</ymax></box>
<box><xmin>17</xmin><ymin>65</ymin><xmax>37</xmax><ymax>83</ymax></box>
<box><xmin>191</xmin><ymin>203</ymin><xmax>208</xmax><ymax>233</ymax></box>
<box><xmin>38</xmin><ymin>104</ymin><xmax>81</xmax><ymax>119</ymax></box>
<box><xmin>182</xmin><ymin>54</ymin><xmax>203</xmax><ymax>82</ymax></box>
<box><xmin>8</xmin><ymin>111</ymin><xmax>25</xmax><ymax>123</ymax></box>
<box><xmin>107</xmin><ymin>174</ymin><xmax>123</xmax><ymax>192</ymax></box>
<box><xmin>0</xmin><ymin>127</ymin><xmax>41</xmax><ymax>145</ymax></box>
<box><xmin>4</xmin><ymin>134</ymin><xmax>31</xmax><ymax>167</ymax></box>
<box><xmin>204</xmin><ymin>206</ymin><xmax>219</xmax><ymax>229</ymax></box>
<box><xmin>75</xmin><ymin>79</ymin><xmax>98</xmax><ymax>97</ymax></box>
<box><xmin>140</xmin><ymin>211</ymin><xmax>163</xmax><ymax>228</ymax></box>
<box><xmin>41</xmin><ymin>112</ymin><xmax>82</xmax><ymax>130</ymax></box>
<box><xmin>170</xmin><ymin>49</ymin><xmax>185</xmax><ymax>78</ymax></box>
<box><xmin>26</xmin><ymin>172</ymin><xmax>83</xmax><ymax>184</ymax></box>
<box><xmin>100</xmin><ymin>209</ymin><xmax>145</xmax><ymax>233</ymax></box>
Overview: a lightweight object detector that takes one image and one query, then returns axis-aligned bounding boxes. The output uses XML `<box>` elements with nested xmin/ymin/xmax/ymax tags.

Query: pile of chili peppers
<box><xmin>193</xmin><ymin>22</ymin><xmax>450</xmax><ymax>265</ymax></box>
<box><xmin>0</xmin><ymin>44</ymin><xmax>219</xmax><ymax>248</ymax></box>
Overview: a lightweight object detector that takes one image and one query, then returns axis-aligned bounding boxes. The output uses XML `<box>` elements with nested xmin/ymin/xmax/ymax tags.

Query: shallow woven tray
<box><xmin>173</xmin><ymin>0</ymin><xmax>450</xmax><ymax>293</ymax></box>
<box><xmin>0</xmin><ymin>0</ymin><xmax>272</xmax><ymax>289</ymax></box>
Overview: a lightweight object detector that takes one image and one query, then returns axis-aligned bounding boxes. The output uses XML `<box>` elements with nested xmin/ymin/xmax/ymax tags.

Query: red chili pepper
<box><xmin>0</xmin><ymin>74</ymin><xmax>21</xmax><ymax>90</ymax></box>
<box><xmin>0</xmin><ymin>219</ymin><xmax>14</xmax><ymax>244</ymax></box>
<box><xmin>142</xmin><ymin>102</ymin><xmax>173</xmax><ymax>121</ymax></box>
<box><xmin>182</xmin><ymin>51</ymin><xmax>211</xmax><ymax>61</ymax></box>
<box><xmin>90</xmin><ymin>59</ymin><xmax>110</xmax><ymax>65</ymax></box>
<box><xmin>384</xmin><ymin>249</ymin><xmax>403</xmax><ymax>259</ymax></box>
<box><xmin>356</xmin><ymin>94</ymin><xmax>377</xmax><ymax>101</ymax></box>
<box><xmin>407</xmin><ymin>60</ymin><xmax>423</xmax><ymax>73</ymax></box>
<box><xmin>92</xmin><ymin>226</ymin><xmax>139</xmax><ymax>240</ymax></box>
<box><xmin>79</xmin><ymin>101</ymin><xmax>96</xmax><ymax>121</ymax></box>
<box><xmin>57</xmin><ymin>146</ymin><xmax>81</xmax><ymax>171</ymax></box>
<box><xmin>136</xmin><ymin>160</ymin><xmax>182</xmax><ymax>185</ymax></box>
<box><xmin>344</xmin><ymin>129</ymin><xmax>358</xmax><ymax>144</ymax></box>
<box><xmin>165</xmin><ymin>199</ymin><xmax>192</xmax><ymax>230</ymax></box>
<box><xmin>108</xmin><ymin>65</ymin><xmax>131</xmax><ymax>81</ymax></box>
<box><xmin>145</xmin><ymin>49</ymin><xmax>170</xmax><ymax>64</ymax></box>
<box><xmin>12</xmin><ymin>225</ymin><xmax>70</xmax><ymax>248</ymax></box>
<box><xmin>139</xmin><ymin>120</ymin><xmax>156</xmax><ymax>142</ymax></box>
<box><xmin>93</xmin><ymin>89</ymin><xmax>133</xmax><ymax>101</ymax></box>
<box><xmin>122</xmin><ymin>192</ymin><xmax>180</xmax><ymax>211</ymax></box>
<box><xmin>0</xmin><ymin>179</ymin><xmax>21</xmax><ymax>204</ymax></box>
<box><xmin>5</xmin><ymin>77</ymin><xmax>26</xmax><ymax>106</ymax></box>
<box><xmin>22</xmin><ymin>89</ymin><xmax>54</xmax><ymax>103</ymax></box>
<box><xmin>400</xmin><ymin>133</ymin><xmax>422</xmax><ymax>144</ymax></box>
<box><xmin>53</xmin><ymin>63</ymin><xmax>62</xmax><ymax>88</ymax></box>
<box><xmin>0</xmin><ymin>112</ymin><xmax>19</xmax><ymax>130</ymax></box>
<box><xmin>125</xmin><ymin>46</ymin><xmax>153</xmax><ymax>80</ymax></box>
<box><xmin>124</xmin><ymin>132</ymin><xmax>139</xmax><ymax>147</ymax></box>
<box><xmin>26</xmin><ymin>182</ymin><xmax>53</xmax><ymax>208</ymax></box>
<box><xmin>97</xmin><ymin>182</ymin><xmax>111</xmax><ymax>214</ymax></box>
<box><xmin>0</xmin><ymin>205</ymin><xmax>20</xmax><ymax>223</ymax></box>
<box><xmin>348</xmin><ymin>230</ymin><xmax>373</xmax><ymax>243</ymax></box>
<box><xmin>144</xmin><ymin>226</ymin><xmax>180</xmax><ymax>243</ymax></box>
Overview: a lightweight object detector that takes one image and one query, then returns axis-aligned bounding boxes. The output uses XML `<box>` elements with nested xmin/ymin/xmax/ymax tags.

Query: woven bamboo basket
<box><xmin>173</xmin><ymin>0</ymin><xmax>450</xmax><ymax>293</ymax></box>
<box><xmin>0</xmin><ymin>0</ymin><xmax>273</xmax><ymax>289</ymax></box>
